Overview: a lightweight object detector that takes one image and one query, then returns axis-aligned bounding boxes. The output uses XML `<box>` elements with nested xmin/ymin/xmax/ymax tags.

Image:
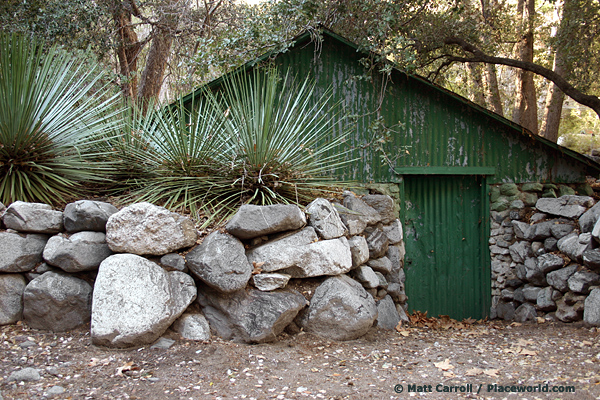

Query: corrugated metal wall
<box><xmin>270</xmin><ymin>34</ymin><xmax>596</xmax><ymax>184</ymax></box>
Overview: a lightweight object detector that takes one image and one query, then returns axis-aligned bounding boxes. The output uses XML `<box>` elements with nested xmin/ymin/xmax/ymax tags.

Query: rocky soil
<box><xmin>1</xmin><ymin>319</ymin><xmax>599</xmax><ymax>400</ymax></box>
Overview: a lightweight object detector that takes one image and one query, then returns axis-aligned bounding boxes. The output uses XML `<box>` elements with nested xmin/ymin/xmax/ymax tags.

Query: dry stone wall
<box><xmin>489</xmin><ymin>182</ymin><xmax>600</xmax><ymax>325</ymax></box>
<box><xmin>0</xmin><ymin>191</ymin><xmax>407</xmax><ymax>347</ymax></box>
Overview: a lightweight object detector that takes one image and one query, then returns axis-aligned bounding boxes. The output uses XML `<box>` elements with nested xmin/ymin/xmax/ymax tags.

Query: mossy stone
<box><xmin>500</xmin><ymin>183</ymin><xmax>519</xmax><ymax>196</ymax></box>
<box><xmin>558</xmin><ymin>185</ymin><xmax>575</xmax><ymax>197</ymax></box>
<box><xmin>544</xmin><ymin>183</ymin><xmax>558</xmax><ymax>190</ymax></box>
<box><xmin>520</xmin><ymin>192</ymin><xmax>538</xmax><ymax>207</ymax></box>
<box><xmin>542</xmin><ymin>189</ymin><xmax>557</xmax><ymax>198</ymax></box>
<box><xmin>490</xmin><ymin>186</ymin><xmax>501</xmax><ymax>202</ymax></box>
<box><xmin>521</xmin><ymin>182</ymin><xmax>543</xmax><ymax>192</ymax></box>
<box><xmin>491</xmin><ymin>197</ymin><xmax>510</xmax><ymax>212</ymax></box>
<box><xmin>577</xmin><ymin>183</ymin><xmax>594</xmax><ymax>196</ymax></box>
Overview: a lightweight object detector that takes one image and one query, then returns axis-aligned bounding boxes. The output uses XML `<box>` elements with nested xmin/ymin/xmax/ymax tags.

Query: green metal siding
<box><xmin>403</xmin><ymin>175</ymin><xmax>491</xmax><ymax>319</ymax></box>
<box><xmin>265</xmin><ymin>35</ymin><xmax>599</xmax><ymax>184</ymax></box>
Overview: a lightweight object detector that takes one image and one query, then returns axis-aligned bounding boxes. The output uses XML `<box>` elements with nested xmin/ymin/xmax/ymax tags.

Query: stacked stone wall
<box><xmin>0</xmin><ymin>190</ymin><xmax>406</xmax><ymax>347</ymax></box>
<box><xmin>489</xmin><ymin>181</ymin><xmax>600</xmax><ymax>324</ymax></box>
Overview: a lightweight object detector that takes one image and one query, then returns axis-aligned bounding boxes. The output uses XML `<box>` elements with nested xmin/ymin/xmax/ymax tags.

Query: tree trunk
<box><xmin>108</xmin><ymin>0</ymin><xmax>141</xmax><ymax>101</ymax></box>
<box><xmin>512</xmin><ymin>0</ymin><xmax>538</xmax><ymax>134</ymax></box>
<box><xmin>540</xmin><ymin>49</ymin><xmax>566</xmax><ymax>143</ymax></box>
<box><xmin>137</xmin><ymin>0</ymin><xmax>183</xmax><ymax>107</ymax></box>
<box><xmin>467</xmin><ymin>63</ymin><xmax>486</xmax><ymax>107</ymax></box>
<box><xmin>484</xmin><ymin>64</ymin><xmax>504</xmax><ymax>116</ymax></box>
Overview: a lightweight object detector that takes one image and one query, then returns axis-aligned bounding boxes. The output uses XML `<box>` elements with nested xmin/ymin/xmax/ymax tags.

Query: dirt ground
<box><xmin>1</xmin><ymin>319</ymin><xmax>599</xmax><ymax>400</ymax></box>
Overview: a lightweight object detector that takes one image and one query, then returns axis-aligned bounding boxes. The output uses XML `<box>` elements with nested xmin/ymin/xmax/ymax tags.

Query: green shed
<box><xmin>182</xmin><ymin>28</ymin><xmax>600</xmax><ymax>320</ymax></box>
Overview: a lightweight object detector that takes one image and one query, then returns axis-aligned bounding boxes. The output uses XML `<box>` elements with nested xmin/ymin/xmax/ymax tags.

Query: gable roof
<box><xmin>180</xmin><ymin>27</ymin><xmax>600</xmax><ymax>180</ymax></box>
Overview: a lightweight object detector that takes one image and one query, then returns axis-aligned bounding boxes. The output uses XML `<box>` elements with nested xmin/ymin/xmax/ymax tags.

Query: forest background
<box><xmin>1</xmin><ymin>0</ymin><xmax>599</xmax><ymax>154</ymax></box>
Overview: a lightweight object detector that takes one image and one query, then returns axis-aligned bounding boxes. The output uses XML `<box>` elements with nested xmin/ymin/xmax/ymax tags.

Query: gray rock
<box><xmin>568</xmin><ymin>270</ymin><xmax>600</xmax><ymax>294</ymax></box>
<box><xmin>537</xmin><ymin>253</ymin><xmax>565</xmax><ymax>274</ymax></box>
<box><xmin>305</xmin><ymin>198</ymin><xmax>346</xmax><ymax>239</ymax></box>
<box><xmin>172</xmin><ymin>312</ymin><xmax>211</xmax><ymax>341</ymax></box>
<box><xmin>529</xmin><ymin>221</ymin><xmax>554</xmax><ymax>241</ymax></box>
<box><xmin>0</xmin><ymin>274</ymin><xmax>27</xmax><ymax>325</ymax></box>
<box><xmin>0</xmin><ymin>231</ymin><xmax>48</xmax><ymax>272</ymax></box>
<box><xmin>558</xmin><ymin>233</ymin><xmax>593</xmax><ymax>263</ymax></box>
<box><xmin>252</xmin><ymin>273</ymin><xmax>291</xmax><ymax>291</ymax></box>
<box><xmin>151</xmin><ymin>337</ymin><xmax>176</xmax><ymax>349</ymax></box>
<box><xmin>524</xmin><ymin>258</ymin><xmax>546</xmax><ymax>286</ymax></box>
<box><xmin>544</xmin><ymin>237</ymin><xmax>559</xmax><ymax>252</ymax></box>
<box><xmin>522</xmin><ymin>284</ymin><xmax>542</xmax><ymax>302</ymax></box>
<box><xmin>514</xmin><ymin>303</ymin><xmax>537</xmax><ymax>322</ymax></box>
<box><xmin>382</xmin><ymin>220</ymin><xmax>403</xmax><ymax>244</ymax></box>
<box><xmin>3</xmin><ymin>202</ymin><xmax>63</xmax><ymax>233</ymax></box>
<box><xmin>556</xmin><ymin>297</ymin><xmax>584</xmax><ymax>322</ymax></box>
<box><xmin>563</xmin><ymin>291</ymin><xmax>587</xmax><ymax>305</ymax></box>
<box><xmin>593</xmin><ymin>218</ymin><xmax>600</xmax><ymax>245</ymax></box>
<box><xmin>551</xmin><ymin>222</ymin><xmax>575</xmax><ymax>239</ymax></box>
<box><xmin>537</xmin><ymin>286</ymin><xmax>558</xmax><ymax>311</ymax></box>
<box><xmin>46</xmin><ymin>386</ymin><xmax>66</xmax><ymax>398</ymax></box>
<box><xmin>530</xmin><ymin>212</ymin><xmax>547</xmax><ymax>223</ymax></box>
<box><xmin>334</xmin><ymin>203</ymin><xmax>367</xmax><ymax>236</ymax></box>
<box><xmin>513</xmin><ymin>286</ymin><xmax>525</xmax><ymax>303</ymax></box>
<box><xmin>508</xmin><ymin>241</ymin><xmax>531</xmax><ymax>263</ymax></box>
<box><xmin>547</xmin><ymin>265</ymin><xmax>579</xmax><ymax>292</ymax></box>
<box><xmin>366</xmin><ymin>227</ymin><xmax>389</xmax><ymax>259</ymax></box>
<box><xmin>23</xmin><ymin>271</ymin><xmax>92</xmax><ymax>332</ymax></box>
<box><xmin>106</xmin><ymin>202</ymin><xmax>197</xmax><ymax>256</ymax></box>
<box><xmin>299</xmin><ymin>275</ymin><xmax>377</xmax><ymax>341</ymax></box>
<box><xmin>91</xmin><ymin>254</ymin><xmax>197</xmax><ymax>347</ymax></box>
<box><xmin>186</xmin><ymin>232</ymin><xmax>251</xmax><ymax>293</ymax></box>
<box><xmin>501</xmin><ymin>288</ymin><xmax>514</xmax><ymax>301</ymax></box>
<box><xmin>376</xmin><ymin>295</ymin><xmax>400</xmax><ymax>329</ymax></box>
<box><xmin>226</xmin><ymin>204</ymin><xmax>306</xmax><ymax>240</ymax></box>
<box><xmin>583</xmin><ymin>249</ymin><xmax>600</xmax><ymax>272</ymax></box>
<box><xmin>42</xmin><ymin>231</ymin><xmax>113</xmax><ymax>273</ymax></box>
<box><xmin>362</xmin><ymin>194</ymin><xmax>396</xmax><ymax>224</ymax></box>
<box><xmin>386</xmin><ymin>283</ymin><xmax>405</xmax><ymax>301</ymax></box>
<box><xmin>386</xmin><ymin>244</ymin><xmax>405</xmax><ymax>284</ymax></box>
<box><xmin>584</xmin><ymin>288</ymin><xmax>600</xmax><ymax>326</ymax></box>
<box><xmin>353</xmin><ymin>266</ymin><xmax>379</xmax><ymax>289</ymax></box>
<box><xmin>512</xmin><ymin>221</ymin><xmax>532</xmax><ymax>240</ymax></box>
<box><xmin>63</xmin><ymin>200</ymin><xmax>118</xmax><ymax>232</ymax></box>
<box><xmin>367</xmin><ymin>257</ymin><xmax>393</xmax><ymax>274</ymax></box>
<box><xmin>160</xmin><ymin>253</ymin><xmax>187</xmax><ymax>272</ymax></box>
<box><xmin>8</xmin><ymin>367</ymin><xmax>40</xmax><ymax>382</ymax></box>
<box><xmin>198</xmin><ymin>286</ymin><xmax>307</xmax><ymax>343</ymax></box>
<box><xmin>347</xmin><ymin>235</ymin><xmax>369</xmax><ymax>268</ymax></box>
<box><xmin>246</xmin><ymin>236</ymin><xmax>352</xmax><ymax>278</ymax></box>
<box><xmin>579</xmin><ymin>202</ymin><xmax>600</xmax><ymax>233</ymax></box>
<box><xmin>496</xmin><ymin>301</ymin><xmax>516</xmax><ymax>320</ymax></box>
<box><xmin>374</xmin><ymin>271</ymin><xmax>388</xmax><ymax>289</ymax></box>
<box><xmin>342</xmin><ymin>192</ymin><xmax>382</xmax><ymax>225</ymax></box>
<box><xmin>535</xmin><ymin>195</ymin><xmax>594</xmax><ymax>218</ymax></box>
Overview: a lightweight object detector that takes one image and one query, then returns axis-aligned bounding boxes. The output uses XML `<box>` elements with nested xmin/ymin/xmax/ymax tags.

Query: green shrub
<box><xmin>0</xmin><ymin>32</ymin><xmax>120</xmax><ymax>205</ymax></box>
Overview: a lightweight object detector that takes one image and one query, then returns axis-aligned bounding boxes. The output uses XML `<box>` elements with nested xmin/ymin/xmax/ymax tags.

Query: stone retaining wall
<box><xmin>489</xmin><ymin>182</ymin><xmax>600</xmax><ymax>324</ymax></box>
<box><xmin>0</xmin><ymin>191</ymin><xmax>407</xmax><ymax>347</ymax></box>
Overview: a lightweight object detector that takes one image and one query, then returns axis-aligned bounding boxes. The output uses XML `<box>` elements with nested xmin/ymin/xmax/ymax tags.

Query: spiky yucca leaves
<box><xmin>0</xmin><ymin>33</ymin><xmax>120</xmax><ymax>205</ymax></box>
<box><xmin>215</xmin><ymin>69</ymin><xmax>351</xmax><ymax>206</ymax></box>
<box><xmin>121</xmin><ymin>68</ymin><xmax>351</xmax><ymax>227</ymax></box>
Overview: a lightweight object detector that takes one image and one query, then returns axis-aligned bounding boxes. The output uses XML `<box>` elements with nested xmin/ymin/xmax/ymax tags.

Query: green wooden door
<box><xmin>403</xmin><ymin>175</ymin><xmax>490</xmax><ymax>320</ymax></box>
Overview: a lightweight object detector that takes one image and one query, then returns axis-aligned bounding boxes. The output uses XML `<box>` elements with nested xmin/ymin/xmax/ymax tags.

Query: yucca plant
<box><xmin>0</xmin><ymin>32</ymin><xmax>121</xmax><ymax>205</ymax></box>
<box><xmin>214</xmin><ymin>68</ymin><xmax>352</xmax><ymax>206</ymax></box>
<box><xmin>119</xmin><ymin>67</ymin><xmax>352</xmax><ymax>227</ymax></box>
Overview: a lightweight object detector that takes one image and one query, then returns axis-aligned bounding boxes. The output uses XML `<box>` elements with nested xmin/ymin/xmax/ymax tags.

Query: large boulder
<box><xmin>42</xmin><ymin>232</ymin><xmax>113</xmax><ymax>273</ymax></box>
<box><xmin>105</xmin><ymin>202</ymin><xmax>197</xmax><ymax>256</ymax></box>
<box><xmin>246</xmin><ymin>236</ymin><xmax>353</xmax><ymax>278</ymax></box>
<box><xmin>298</xmin><ymin>275</ymin><xmax>377</xmax><ymax>341</ymax></box>
<box><xmin>197</xmin><ymin>286</ymin><xmax>307</xmax><ymax>343</ymax></box>
<box><xmin>568</xmin><ymin>270</ymin><xmax>600</xmax><ymax>294</ymax></box>
<box><xmin>557</xmin><ymin>233</ymin><xmax>593</xmax><ymax>263</ymax></box>
<box><xmin>91</xmin><ymin>254</ymin><xmax>196</xmax><ymax>347</ymax></box>
<box><xmin>23</xmin><ymin>271</ymin><xmax>92</xmax><ymax>331</ymax></box>
<box><xmin>63</xmin><ymin>200</ymin><xmax>118</xmax><ymax>232</ymax></box>
<box><xmin>186</xmin><ymin>232</ymin><xmax>252</xmax><ymax>293</ymax></box>
<box><xmin>535</xmin><ymin>195</ymin><xmax>594</xmax><ymax>219</ymax></box>
<box><xmin>2</xmin><ymin>202</ymin><xmax>63</xmax><ymax>234</ymax></box>
<box><xmin>0</xmin><ymin>274</ymin><xmax>27</xmax><ymax>325</ymax></box>
<box><xmin>579</xmin><ymin>202</ymin><xmax>600</xmax><ymax>233</ymax></box>
<box><xmin>547</xmin><ymin>265</ymin><xmax>579</xmax><ymax>292</ymax></box>
<box><xmin>305</xmin><ymin>198</ymin><xmax>346</xmax><ymax>239</ymax></box>
<box><xmin>225</xmin><ymin>204</ymin><xmax>306</xmax><ymax>240</ymax></box>
<box><xmin>335</xmin><ymin>203</ymin><xmax>367</xmax><ymax>236</ymax></box>
<box><xmin>0</xmin><ymin>231</ymin><xmax>48</xmax><ymax>273</ymax></box>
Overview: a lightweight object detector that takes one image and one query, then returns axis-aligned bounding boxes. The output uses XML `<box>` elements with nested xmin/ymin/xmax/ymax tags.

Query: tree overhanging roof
<box><xmin>179</xmin><ymin>26</ymin><xmax>600</xmax><ymax>176</ymax></box>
